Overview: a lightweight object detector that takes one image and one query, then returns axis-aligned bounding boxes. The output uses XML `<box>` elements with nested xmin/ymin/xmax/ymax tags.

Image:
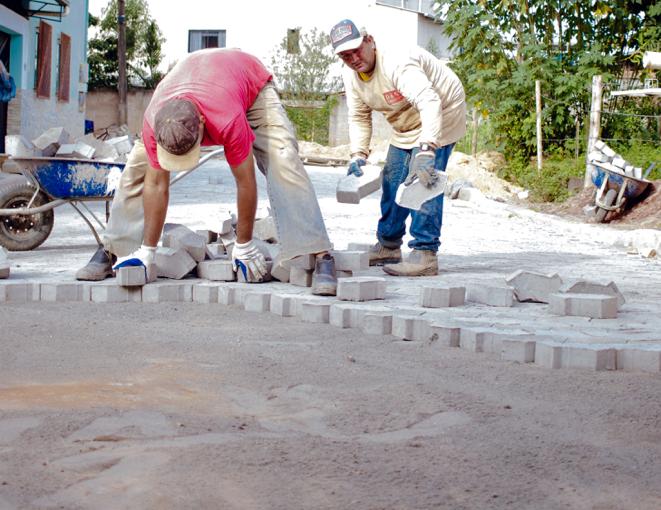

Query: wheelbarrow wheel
<box><xmin>595</xmin><ymin>189</ymin><xmax>618</xmax><ymax>223</ymax></box>
<box><xmin>0</xmin><ymin>180</ymin><xmax>54</xmax><ymax>251</ymax></box>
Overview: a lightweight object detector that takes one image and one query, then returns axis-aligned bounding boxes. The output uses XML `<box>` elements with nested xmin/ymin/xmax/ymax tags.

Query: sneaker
<box><xmin>382</xmin><ymin>249</ymin><xmax>438</xmax><ymax>277</ymax></box>
<box><xmin>311</xmin><ymin>253</ymin><xmax>337</xmax><ymax>296</ymax></box>
<box><xmin>75</xmin><ymin>246</ymin><xmax>115</xmax><ymax>281</ymax></box>
<box><xmin>369</xmin><ymin>242</ymin><xmax>402</xmax><ymax>266</ymax></box>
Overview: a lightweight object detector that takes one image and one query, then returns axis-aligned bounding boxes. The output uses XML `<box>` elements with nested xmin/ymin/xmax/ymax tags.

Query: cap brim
<box><xmin>334</xmin><ymin>36</ymin><xmax>364</xmax><ymax>55</ymax></box>
<box><xmin>156</xmin><ymin>136</ymin><xmax>202</xmax><ymax>172</ymax></box>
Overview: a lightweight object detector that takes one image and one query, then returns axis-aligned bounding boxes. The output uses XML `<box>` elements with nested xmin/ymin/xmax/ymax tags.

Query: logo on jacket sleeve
<box><xmin>383</xmin><ymin>90</ymin><xmax>405</xmax><ymax>105</ymax></box>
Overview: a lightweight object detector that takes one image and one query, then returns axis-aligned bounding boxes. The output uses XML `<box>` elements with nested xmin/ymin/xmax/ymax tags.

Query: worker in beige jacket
<box><xmin>330</xmin><ymin>19</ymin><xmax>466</xmax><ymax>276</ymax></box>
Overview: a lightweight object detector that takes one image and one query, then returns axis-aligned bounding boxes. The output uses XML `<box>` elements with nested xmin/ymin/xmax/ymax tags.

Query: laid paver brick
<box><xmin>337</xmin><ymin>277</ymin><xmax>386</xmax><ymax>302</ymax></box>
<box><xmin>270</xmin><ymin>294</ymin><xmax>297</xmax><ymax>317</ymax></box>
<box><xmin>617</xmin><ymin>347</ymin><xmax>661</xmax><ymax>373</ymax></box>
<box><xmin>419</xmin><ymin>286</ymin><xmax>465</xmax><ymax>308</ymax></box>
<box><xmin>0</xmin><ymin>282</ymin><xmax>37</xmax><ymax>302</ymax></box>
<box><xmin>535</xmin><ymin>342</ymin><xmax>563</xmax><ymax>369</ymax></box>
<box><xmin>290</xmin><ymin>267</ymin><xmax>313</xmax><ymax>287</ymax></box>
<box><xmin>361</xmin><ymin>312</ymin><xmax>393</xmax><ymax>335</ymax></box>
<box><xmin>559</xmin><ymin>280</ymin><xmax>625</xmax><ymax>308</ymax></box>
<box><xmin>501</xmin><ymin>339</ymin><xmax>536</xmax><ymax>363</ymax></box>
<box><xmin>217</xmin><ymin>285</ymin><xmax>237</xmax><ymax>305</ymax></box>
<box><xmin>271</xmin><ymin>263</ymin><xmax>290</xmax><ymax>283</ymax></box>
<box><xmin>548</xmin><ymin>293</ymin><xmax>617</xmax><ymax>319</ymax></box>
<box><xmin>561</xmin><ymin>345</ymin><xmax>617</xmax><ymax>371</ymax></box>
<box><xmin>347</xmin><ymin>242</ymin><xmax>372</xmax><ymax>251</ymax></box>
<box><xmin>290</xmin><ymin>254</ymin><xmax>316</xmax><ymax>270</ymax></box>
<box><xmin>505</xmin><ymin>270</ymin><xmax>562</xmax><ymax>303</ymax></box>
<box><xmin>329</xmin><ymin>303</ymin><xmax>358</xmax><ymax>328</ymax></box>
<box><xmin>40</xmin><ymin>283</ymin><xmax>90</xmax><ymax>302</ymax></box>
<box><xmin>192</xmin><ymin>282</ymin><xmax>221</xmax><ymax>304</ymax></box>
<box><xmin>460</xmin><ymin>328</ymin><xmax>492</xmax><ymax>352</ymax></box>
<box><xmin>244</xmin><ymin>291</ymin><xmax>272</xmax><ymax>313</ymax></box>
<box><xmin>391</xmin><ymin>315</ymin><xmax>430</xmax><ymax>341</ymax></box>
<box><xmin>428</xmin><ymin>323</ymin><xmax>461</xmax><ymax>347</ymax></box>
<box><xmin>466</xmin><ymin>284</ymin><xmax>514</xmax><ymax>307</ymax></box>
<box><xmin>331</xmin><ymin>250</ymin><xmax>369</xmax><ymax>271</ymax></box>
<box><xmin>299</xmin><ymin>301</ymin><xmax>331</xmax><ymax>323</ymax></box>
<box><xmin>142</xmin><ymin>282</ymin><xmax>193</xmax><ymax>303</ymax></box>
<box><xmin>196</xmin><ymin>260</ymin><xmax>236</xmax><ymax>281</ymax></box>
<box><xmin>90</xmin><ymin>284</ymin><xmax>141</xmax><ymax>303</ymax></box>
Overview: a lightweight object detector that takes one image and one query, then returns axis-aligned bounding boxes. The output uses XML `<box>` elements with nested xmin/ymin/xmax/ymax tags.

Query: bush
<box><xmin>499</xmin><ymin>157</ymin><xmax>585</xmax><ymax>203</ymax></box>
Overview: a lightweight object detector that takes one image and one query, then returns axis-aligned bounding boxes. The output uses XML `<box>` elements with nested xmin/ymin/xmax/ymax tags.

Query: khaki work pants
<box><xmin>104</xmin><ymin>83</ymin><xmax>332</xmax><ymax>261</ymax></box>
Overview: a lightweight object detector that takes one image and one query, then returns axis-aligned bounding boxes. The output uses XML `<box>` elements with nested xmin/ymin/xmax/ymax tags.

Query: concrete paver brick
<box><xmin>617</xmin><ymin>347</ymin><xmax>661</xmax><ymax>373</ymax></box>
<box><xmin>460</xmin><ymin>328</ymin><xmax>492</xmax><ymax>352</ymax></box>
<box><xmin>32</xmin><ymin>127</ymin><xmax>70</xmax><ymax>156</ymax></box>
<box><xmin>192</xmin><ymin>283</ymin><xmax>221</xmax><ymax>303</ymax></box>
<box><xmin>391</xmin><ymin>315</ymin><xmax>430</xmax><ymax>341</ymax></box>
<box><xmin>5</xmin><ymin>135</ymin><xmax>37</xmax><ymax>157</ymax></box>
<box><xmin>300</xmin><ymin>301</ymin><xmax>331</xmax><ymax>323</ymax></box>
<box><xmin>90</xmin><ymin>284</ymin><xmax>141</xmax><ymax>303</ymax></box>
<box><xmin>347</xmin><ymin>242</ymin><xmax>373</xmax><ymax>251</ymax></box>
<box><xmin>156</xmin><ymin>247</ymin><xmax>197</xmax><ymax>280</ymax></box>
<box><xmin>0</xmin><ymin>264</ymin><xmax>9</xmax><ymax>279</ymax></box>
<box><xmin>163</xmin><ymin>224</ymin><xmax>207</xmax><ymax>262</ymax></box>
<box><xmin>40</xmin><ymin>283</ymin><xmax>90</xmax><ymax>302</ymax></box>
<box><xmin>205</xmin><ymin>243</ymin><xmax>227</xmax><ymax>260</ymax></box>
<box><xmin>337</xmin><ymin>277</ymin><xmax>386</xmax><ymax>302</ymax></box>
<box><xmin>562</xmin><ymin>345</ymin><xmax>617</xmax><ymax>370</ymax></box>
<box><xmin>559</xmin><ymin>280</ymin><xmax>625</xmax><ymax>308</ymax></box>
<box><xmin>427</xmin><ymin>324</ymin><xmax>461</xmax><ymax>347</ymax></box>
<box><xmin>142</xmin><ymin>282</ymin><xmax>193</xmax><ymax>303</ymax></box>
<box><xmin>335</xmin><ymin>165</ymin><xmax>382</xmax><ymax>204</ymax></box>
<box><xmin>535</xmin><ymin>342</ymin><xmax>563</xmax><ymax>369</ymax></box>
<box><xmin>217</xmin><ymin>215</ymin><xmax>235</xmax><ymax>235</ymax></box>
<box><xmin>196</xmin><ymin>230</ymin><xmax>218</xmax><ymax>244</ymax></box>
<box><xmin>329</xmin><ymin>303</ymin><xmax>358</xmax><ymax>328</ymax></box>
<box><xmin>466</xmin><ymin>284</ymin><xmax>515</xmax><ymax>307</ymax></box>
<box><xmin>337</xmin><ymin>270</ymin><xmax>353</xmax><ymax>278</ymax></box>
<box><xmin>361</xmin><ymin>312</ymin><xmax>393</xmax><ymax>335</ymax></box>
<box><xmin>290</xmin><ymin>254</ymin><xmax>316</xmax><ymax>270</ymax></box>
<box><xmin>197</xmin><ymin>260</ymin><xmax>236</xmax><ymax>281</ymax></box>
<box><xmin>244</xmin><ymin>291</ymin><xmax>272</xmax><ymax>313</ymax></box>
<box><xmin>549</xmin><ymin>293</ymin><xmax>618</xmax><ymax>319</ymax></box>
<box><xmin>395</xmin><ymin>174</ymin><xmax>447</xmax><ymax>210</ymax></box>
<box><xmin>217</xmin><ymin>285</ymin><xmax>237</xmax><ymax>305</ymax></box>
<box><xmin>270</xmin><ymin>294</ymin><xmax>297</xmax><ymax>317</ymax></box>
<box><xmin>331</xmin><ymin>250</ymin><xmax>369</xmax><ymax>271</ymax></box>
<box><xmin>271</xmin><ymin>263</ymin><xmax>291</xmax><ymax>283</ymax></box>
<box><xmin>505</xmin><ymin>270</ymin><xmax>562</xmax><ymax>303</ymax></box>
<box><xmin>420</xmin><ymin>286</ymin><xmax>465</xmax><ymax>308</ymax></box>
<box><xmin>501</xmin><ymin>339</ymin><xmax>536</xmax><ymax>363</ymax></box>
<box><xmin>0</xmin><ymin>282</ymin><xmax>37</xmax><ymax>302</ymax></box>
<box><xmin>253</xmin><ymin>216</ymin><xmax>278</xmax><ymax>242</ymax></box>
<box><xmin>116</xmin><ymin>265</ymin><xmax>157</xmax><ymax>287</ymax></box>
<box><xmin>290</xmin><ymin>267</ymin><xmax>313</xmax><ymax>287</ymax></box>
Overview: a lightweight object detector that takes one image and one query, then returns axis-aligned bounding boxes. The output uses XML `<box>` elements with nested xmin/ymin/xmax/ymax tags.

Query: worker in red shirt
<box><xmin>76</xmin><ymin>49</ymin><xmax>337</xmax><ymax>295</ymax></box>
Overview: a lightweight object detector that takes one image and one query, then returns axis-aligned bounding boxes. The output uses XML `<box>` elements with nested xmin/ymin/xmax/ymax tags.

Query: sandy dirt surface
<box><xmin>1</xmin><ymin>302</ymin><xmax>661</xmax><ymax>510</ymax></box>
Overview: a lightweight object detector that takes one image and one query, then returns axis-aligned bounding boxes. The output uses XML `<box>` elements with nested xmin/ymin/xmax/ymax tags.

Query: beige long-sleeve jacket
<box><xmin>343</xmin><ymin>46</ymin><xmax>466</xmax><ymax>156</ymax></box>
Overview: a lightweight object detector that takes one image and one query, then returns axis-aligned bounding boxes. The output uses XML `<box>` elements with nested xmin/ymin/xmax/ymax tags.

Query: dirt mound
<box><xmin>540</xmin><ymin>181</ymin><xmax>661</xmax><ymax>229</ymax></box>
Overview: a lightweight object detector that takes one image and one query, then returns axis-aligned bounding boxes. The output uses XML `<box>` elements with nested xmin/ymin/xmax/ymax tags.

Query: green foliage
<box><xmin>270</xmin><ymin>27</ymin><xmax>341</xmax><ymax>100</ymax></box>
<box><xmin>88</xmin><ymin>0</ymin><xmax>165</xmax><ymax>89</ymax></box>
<box><xmin>285</xmin><ymin>96</ymin><xmax>337</xmax><ymax>145</ymax></box>
<box><xmin>499</xmin><ymin>157</ymin><xmax>585</xmax><ymax>203</ymax></box>
<box><xmin>434</xmin><ymin>1</ymin><xmax>660</xmax><ymax>173</ymax></box>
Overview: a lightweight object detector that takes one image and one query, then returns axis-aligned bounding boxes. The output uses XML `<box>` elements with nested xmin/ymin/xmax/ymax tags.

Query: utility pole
<box><xmin>117</xmin><ymin>0</ymin><xmax>128</xmax><ymax>126</ymax></box>
<box><xmin>585</xmin><ymin>75</ymin><xmax>603</xmax><ymax>188</ymax></box>
<box><xmin>535</xmin><ymin>80</ymin><xmax>543</xmax><ymax>174</ymax></box>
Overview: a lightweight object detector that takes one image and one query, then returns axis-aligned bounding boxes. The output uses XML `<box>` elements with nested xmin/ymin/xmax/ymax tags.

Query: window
<box><xmin>188</xmin><ymin>30</ymin><xmax>226</xmax><ymax>52</ymax></box>
<box><xmin>57</xmin><ymin>32</ymin><xmax>71</xmax><ymax>102</ymax></box>
<box><xmin>287</xmin><ymin>28</ymin><xmax>300</xmax><ymax>54</ymax></box>
<box><xmin>35</xmin><ymin>20</ymin><xmax>52</xmax><ymax>98</ymax></box>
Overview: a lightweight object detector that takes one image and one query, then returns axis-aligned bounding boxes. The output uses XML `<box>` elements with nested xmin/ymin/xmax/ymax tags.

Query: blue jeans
<box><xmin>377</xmin><ymin>143</ymin><xmax>455</xmax><ymax>253</ymax></box>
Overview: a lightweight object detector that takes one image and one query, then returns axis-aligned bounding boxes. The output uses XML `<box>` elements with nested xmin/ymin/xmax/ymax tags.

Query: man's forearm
<box><xmin>142</xmin><ymin>167</ymin><xmax>170</xmax><ymax>247</ymax></box>
<box><xmin>230</xmin><ymin>150</ymin><xmax>258</xmax><ymax>244</ymax></box>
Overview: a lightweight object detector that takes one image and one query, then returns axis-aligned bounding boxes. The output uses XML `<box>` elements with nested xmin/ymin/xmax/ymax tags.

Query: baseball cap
<box><xmin>154</xmin><ymin>98</ymin><xmax>202</xmax><ymax>172</ymax></box>
<box><xmin>330</xmin><ymin>19</ymin><xmax>367</xmax><ymax>54</ymax></box>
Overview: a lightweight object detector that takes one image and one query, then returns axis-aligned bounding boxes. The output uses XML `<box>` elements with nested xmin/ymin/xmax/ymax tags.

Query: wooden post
<box><xmin>471</xmin><ymin>108</ymin><xmax>478</xmax><ymax>157</ymax></box>
<box><xmin>535</xmin><ymin>80</ymin><xmax>542</xmax><ymax>174</ymax></box>
<box><xmin>575</xmin><ymin>116</ymin><xmax>580</xmax><ymax>165</ymax></box>
<box><xmin>117</xmin><ymin>0</ymin><xmax>128</xmax><ymax>126</ymax></box>
<box><xmin>585</xmin><ymin>74</ymin><xmax>602</xmax><ymax>187</ymax></box>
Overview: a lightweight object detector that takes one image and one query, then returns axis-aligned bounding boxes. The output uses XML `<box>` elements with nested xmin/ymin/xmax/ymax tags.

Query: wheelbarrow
<box><xmin>0</xmin><ymin>148</ymin><xmax>224</xmax><ymax>251</ymax></box>
<box><xmin>590</xmin><ymin>161</ymin><xmax>654</xmax><ymax>223</ymax></box>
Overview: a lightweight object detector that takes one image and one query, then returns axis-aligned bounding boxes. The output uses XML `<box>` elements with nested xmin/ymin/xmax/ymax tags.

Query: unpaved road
<box><xmin>1</xmin><ymin>301</ymin><xmax>660</xmax><ymax>510</ymax></box>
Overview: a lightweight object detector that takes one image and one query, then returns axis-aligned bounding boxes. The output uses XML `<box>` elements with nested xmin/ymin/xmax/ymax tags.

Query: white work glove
<box><xmin>404</xmin><ymin>149</ymin><xmax>438</xmax><ymax>188</ymax></box>
<box><xmin>232</xmin><ymin>239</ymin><xmax>267</xmax><ymax>283</ymax></box>
<box><xmin>113</xmin><ymin>244</ymin><xmax>157</xmax><ymax>271</ymax></box>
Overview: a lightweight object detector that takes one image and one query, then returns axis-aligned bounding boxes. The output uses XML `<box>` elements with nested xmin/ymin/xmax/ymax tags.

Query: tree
<box><xmin>269</xmin><ymin>27</ymin><xmax>341</xmax><ymax>100</ymax></box>
<box><xmin>434</xmin><ymin>1</ymin><xmax>659</xmax><ymax>164</ymax></box>
<box><xmin>88</xmin><ymin>0</ymin><xmax>165</xmax><ymax>89</ymax></box>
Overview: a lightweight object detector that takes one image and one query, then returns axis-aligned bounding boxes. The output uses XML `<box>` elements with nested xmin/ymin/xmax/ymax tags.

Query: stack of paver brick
<box><xmin>588</xmin><ymin>140</ymin><xmax>644</xmax><ymax>179</ymax></box>
<box><xmin>4</xmin><ymin>126</ymin><xmax>132</xmax><ymax>163</ymax></box>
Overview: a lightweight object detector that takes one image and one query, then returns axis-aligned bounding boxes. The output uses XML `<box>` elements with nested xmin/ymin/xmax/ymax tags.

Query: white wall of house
<box><xmin>2</xmin><ymin>1</ymin><xmax>89</xmax><ymax>141</ymax></box>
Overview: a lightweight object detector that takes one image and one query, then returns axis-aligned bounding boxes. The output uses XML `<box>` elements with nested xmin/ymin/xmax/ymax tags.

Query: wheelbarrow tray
<box><xmin>4</xmin><ymin>156</ymin><xmax>125</xmax><ymax>200</ymax></box>
<box><xmin>590</xmin><ymin>161</ymin><xmax>651</xmax><ymax>200</ymax></box>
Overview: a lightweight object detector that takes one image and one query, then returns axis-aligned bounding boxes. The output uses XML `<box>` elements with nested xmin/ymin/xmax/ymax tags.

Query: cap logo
<box><xmin>331</xmin><ymin>24</ymin><xmax>354</xmax><ymax>44</ymax></box>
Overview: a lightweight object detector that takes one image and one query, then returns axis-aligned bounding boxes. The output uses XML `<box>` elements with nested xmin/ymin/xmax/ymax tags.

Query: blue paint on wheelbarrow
<box><xmin>26</xmin><ymin>158</ymin><xmax>125</xmax><ymax>199</ymax></box>
<box><xmin>591</xmin><ymin>165</ymin><xmax>650</xmax><ymax>199</ymax></box>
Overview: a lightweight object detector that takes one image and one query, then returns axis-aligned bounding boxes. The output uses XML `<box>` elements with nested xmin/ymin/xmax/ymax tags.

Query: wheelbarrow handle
<box><xmin>169</xmin><ymin>147</ymin><xmax>225</xmax><ymax>187</ymax></box>
<box><xmin>643</xmin><ymin>162</ymin><xmax>656</xmax><ymax>180</ymax></box>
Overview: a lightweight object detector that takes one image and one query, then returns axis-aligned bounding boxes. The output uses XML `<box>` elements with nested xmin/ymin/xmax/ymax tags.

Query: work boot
<box><xmin>368</xmin><ymin>242</ymin><xmax>402</xmax><ymax>266</ymax></box>
<box><xmin>311</xmin><ymin>253</ymin><xmax>337</xmax><ymax>296</ymax></box>
<box><xmin>75</xmin><ymin>246</ymin><xmax>115</xmax><ymax>281</ymax></box>
<box><xmin>382</xmin><ymin>249</ymin><xmax>438</xmax><ymax>277</ymax></box>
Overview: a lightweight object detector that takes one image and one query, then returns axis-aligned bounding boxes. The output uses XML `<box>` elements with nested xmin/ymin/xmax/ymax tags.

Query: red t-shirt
<box><xmin>142</xmin><ymin>49</ymin><xmax>272</xmax><ymax>169</ymax></box>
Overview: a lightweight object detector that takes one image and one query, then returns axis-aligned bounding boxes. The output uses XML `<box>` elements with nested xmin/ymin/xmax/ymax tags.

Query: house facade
<box><xmin>0</xmin><ymin>0</ymin><xmax>89</xmax><ymax>151</ymax></box>
<box><xmin>156</xmin><ymin>0</ymin><xmax>453</xmax><ymax>70</ymax></box>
